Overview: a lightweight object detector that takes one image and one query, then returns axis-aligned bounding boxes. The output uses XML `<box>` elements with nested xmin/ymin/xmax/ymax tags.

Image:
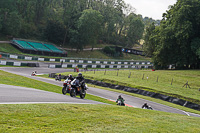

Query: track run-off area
<box><xmin>0</xmin><ymin>66</ymin><xmax>200</xmax><ymax>118</ymax></box>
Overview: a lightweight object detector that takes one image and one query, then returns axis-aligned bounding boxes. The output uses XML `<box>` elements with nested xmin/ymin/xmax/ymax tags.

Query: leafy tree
<box><xmin>145</xmin><ymin>0</ymin><xmax>200</xmax><ymax>69</ymax></box>
<box><xmin>78</xmin><ymin>8</ymin><xmax>103</xmax><ymax>50</ymax></box>
<box><xmin>103</xmin><ymin>46</ymin><xmax>116</xmax><ymax>56</ymax></box>
<box><xmin>144</xmin><ymin>23</ymin><xmax>158</xmax><ymax>56</ymax></box>
<box><xmin>45</xmin><ymin>20</ymin><xmax>66</xmax><ymax>44</ymax></box>
<box><xmin>0</xmin><ymin>0</ymin><xmax>22</xmax><ymax>37</ymax></box>
<box><xmin>0</xmin><ymin>0</ymin><xmax>145</xmax><ymax>51</ymax></box>
<box><xmin>191</xmin><ymin>38</ymin><xmax>200</xmax><ymax>58</ymax></box>
<box><xmin>2</xmin><ymin>12</ymin><xmax>22</xmax><ymax>36</ymax></box>
<box><xmin>126</xmin><ymin>14</ymin><xmax>144</xmax><ymax>47</ymax></box>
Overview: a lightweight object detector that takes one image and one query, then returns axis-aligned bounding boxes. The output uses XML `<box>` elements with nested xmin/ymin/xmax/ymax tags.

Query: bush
<box><xmin>103</xmin><ymin>46</ymin><xmax>116</xmax><ymax>56</ymax></box>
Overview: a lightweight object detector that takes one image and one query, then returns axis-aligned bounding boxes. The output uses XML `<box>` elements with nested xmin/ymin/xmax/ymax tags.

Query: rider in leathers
<box><xmin>116</xmin><ymin>95</ymin><xmax>125</xmax><ymax>105</ymax></box>
<box><xmin>68</xmin><ymin>74</ymin><xmax>74</xmax><ymax>81</ymax></box>
<box><xmin>76</xmin><ymin>73</ymin><xmax>86</xmax><ymax>90</ymax></box>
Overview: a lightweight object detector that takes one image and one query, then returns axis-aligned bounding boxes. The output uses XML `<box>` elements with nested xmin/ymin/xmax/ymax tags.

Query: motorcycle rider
<box><xmin>76</xmin><ymin>73</ymin><xmax>86</xmax><ymax>90</ymax></box>
<box><xmin>116</xmin><ymin>95</ymin><xmax>125</xmax><ymax>106</ymax></box>
<box><xmin>68</xmin><ymin>74</ymin><xmax>74</xmax><ymax>81</ymax></box>
<box><xmin>32</xmin><ymin>71</ymin><xmax>36</xmax><ymax>76</ymax></box>
<box><xmin>142</xmin><ymin>103</ymin><xmax>152</xmax><ymax>109</ymax></box>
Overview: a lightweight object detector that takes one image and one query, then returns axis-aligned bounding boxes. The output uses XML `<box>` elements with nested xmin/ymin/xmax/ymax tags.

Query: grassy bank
<box><xmin>0</xmin><ymin>104</ymin><xmax>200</xmax><ymax>133</ymax></box>
<box><xmin>61</xmin><ymin>70</ymin><xmax>200</xmax><ymax>105</ymax></box>
<box><xmin>0</xmin><ymin>43</ymin><xmax>24</xmax><ymax>54</ymax></box>
<box><xmin>67</xmin><ymin>50</ymin><xmax>150</xmax><ymax>60</ymax></box>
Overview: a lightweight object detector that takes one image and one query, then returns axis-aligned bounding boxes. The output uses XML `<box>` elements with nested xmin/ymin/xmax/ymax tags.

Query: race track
<box><xmin>0</xmin><ymin>84</ymin><xmax>105</xmax><ymax>105</ymax></box>
<box><xmin>0</xmin><ymin>67</ymin><xmax>200</xmax><ymax>117</ymax></box>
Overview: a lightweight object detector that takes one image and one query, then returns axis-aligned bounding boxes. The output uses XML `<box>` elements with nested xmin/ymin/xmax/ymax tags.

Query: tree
<box><xmin>2</xmin><ymin>12</ymin><xmax>22</xmax><ymax>36</ymax></box>
<box><xmin>126</xmin><ymin>14</ymin><xmax>144</xmax><ymax>47</ymax></box>
<box><xmin>45</xmin><ymin>20</ymin><xmax>66</xmax><ymax>44</ymax></box>
<box><xmin>144</xmin><ymin>23</ymin><xmax>158</xmax><ymax>56</ymax></box>
<box><xmin>0</xmin><ymin>0</ymin><xmax>145</xmax><ymax>50</ymax></box>
<box><xmin>144</xmin><ymin>0</ymin><xmax>200</xmax><ymax>69</ymax></box>
<box><xmin>0</xmin><ymin>0</ymin><xmax>22</xmax><ymax>37</ymax></box>
<box><xmin>78</xmin><ymin>8</ymin><xmax>103</xmax><ymax>50</ymax></box>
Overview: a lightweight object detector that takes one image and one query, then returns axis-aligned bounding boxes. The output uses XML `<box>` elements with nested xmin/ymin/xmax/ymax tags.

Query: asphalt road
<box><xmin>0</xmin><ymin>84</ymin><xmax>105</xmax><ymax>105</ymax></box>
<box><xmin>0</xmin><ymin>67</ymin><xmax>200</xmax><ymax>117</ymax></box>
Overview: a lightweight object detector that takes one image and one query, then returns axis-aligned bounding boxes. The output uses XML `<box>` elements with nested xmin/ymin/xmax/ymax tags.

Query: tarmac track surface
<box><xmin>0</xmin><ymin>67</ymin><xmax>200</xmax><ymax>117</ymax></box>
<box><xmin>0</xmin><ymin>84</ymin><xmax>105</xmax><ymax>105</ymax></box>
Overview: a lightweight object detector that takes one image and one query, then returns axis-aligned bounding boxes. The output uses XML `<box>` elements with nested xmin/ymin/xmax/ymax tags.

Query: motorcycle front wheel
<box><xmin>80</xmin><ymin>89</ymin><xmax>86</xmax><ymax>99</ymax></box>
<box><xmin>62</xmin><ymin>87</ymin><xmax>67</xmax><ymax>95</ymax></box>
<box><xmin>70</xmin><ymin>88</ymin><xmax>76</xmax><ymax>97</ymax></box>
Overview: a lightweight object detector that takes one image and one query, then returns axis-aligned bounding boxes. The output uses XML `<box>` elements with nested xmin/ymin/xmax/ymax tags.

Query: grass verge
<box><xmin>0</xmin><ymin>104</ymin><xmax>200</xmax><ymax>132</ymax></box>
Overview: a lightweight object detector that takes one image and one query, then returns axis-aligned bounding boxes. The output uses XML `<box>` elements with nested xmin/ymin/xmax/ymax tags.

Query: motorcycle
<box><xmin>116</xmin><ymin>100</ymin><xmax>125</xmax><ymax>106</ymax></box>
<box><xmin>142</xmin><ymin>106</ymin><xmax>153</xmax><ymax>110</ymax></box>
<box><xmin>62</xmin><ymin>79</ymin><xmax>72</xmax><ymax>95</ymax></box>
<box><xmin>70</xmin><ymin>79</ymin><xmax>87</xmax><ymax>99</ymax></box>
<box><xmin>31</xmin><ymin>71</ymin><xmax>36</xmax><ymax>76</ymax></box>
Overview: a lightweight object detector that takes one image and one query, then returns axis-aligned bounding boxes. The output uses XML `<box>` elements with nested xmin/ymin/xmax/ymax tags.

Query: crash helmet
<box><xmin>118</xmin><ymin>95</ymin><xmax>122</xmax><ymax>99</ymax></box>
<box><xmin>78</xmin><ymin>73</ymin><xmax>82</xmax><ymax>78</ymax></box>
<box><xmin>69</xmin><ymin>74</ymin><xmax>72</xmax><ymax>78</ymax></box>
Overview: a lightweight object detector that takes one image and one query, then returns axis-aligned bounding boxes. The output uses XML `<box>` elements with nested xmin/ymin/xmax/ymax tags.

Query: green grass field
<box><xmin>61</xmin><ymin>70</ymin><xmax>200</xmax><ymax>105</ymax></box>
<box><xmin>0</xmin><ymin>43</ymin><xmax>24</xmax><ymax>54</ymax></box>
<box><xmin>0</xmin><ymin>104</ymin><xmax>200</xmax><ymax>132</ymax></box>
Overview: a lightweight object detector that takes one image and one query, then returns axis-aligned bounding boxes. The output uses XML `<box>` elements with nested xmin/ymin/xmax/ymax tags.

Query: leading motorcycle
<box><xmin>70</xmin><ymin>79</ymin><xmax>87</xmax><ymax>99</ymax></box>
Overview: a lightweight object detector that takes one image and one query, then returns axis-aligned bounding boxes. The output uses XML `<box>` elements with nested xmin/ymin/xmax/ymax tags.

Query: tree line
<box><xmin>144</xmin><ymin>0</ymin><xmax>200</xmax><ymax>69</ymax></box>
<box><xmin>0</xmin><ymin>0</ymin><xmax>147</xmax><ymax>50</ymax></box>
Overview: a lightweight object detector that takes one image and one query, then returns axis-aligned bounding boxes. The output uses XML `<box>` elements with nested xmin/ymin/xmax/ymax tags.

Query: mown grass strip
<box><xmin>0</xmin><ymin>104</ymin><xmax>200</xmax><ymax>132</ymax></box>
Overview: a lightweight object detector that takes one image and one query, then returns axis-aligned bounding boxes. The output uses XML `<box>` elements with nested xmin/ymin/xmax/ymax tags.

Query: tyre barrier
<box><xmin>84</xmin><ymin>79</ymin><xmax>200</xmax><ymax>111</ymax></box>
<box><xmin>49</xmin><ymin>73</ymin><xmax>67</xmax><ymax>80</ymax></box>
<box><xmin>27</xmin><ymin>63</ymin><xmax>40</xmax><ymax>67</ymax></box>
